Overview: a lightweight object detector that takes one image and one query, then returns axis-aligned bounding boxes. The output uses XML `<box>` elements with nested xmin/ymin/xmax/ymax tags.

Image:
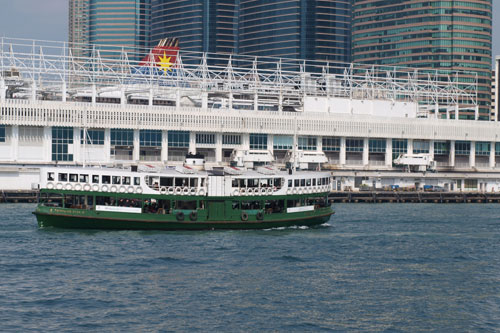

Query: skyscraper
<box><xmin>352</xmin><ymin>0</ymin><xmax>492</xmax><ymax>120</ymax></box>
<box><xmin>239</xmin><ymin>0</ymin><xmax>352</xmax><ymax>65</ymax></box>
<box><xmin>69</xmin><ymin>0</ymin><xmax>151</xmax><ymax>61</ymax></box>
<box><xmin>151</xmin><ymin>0</ymin><xmax>238</xmax><ymax>55</ymax></box>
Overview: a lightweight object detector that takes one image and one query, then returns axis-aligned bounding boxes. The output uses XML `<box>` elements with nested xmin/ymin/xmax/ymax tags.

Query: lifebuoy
<box><xmin>110</xmin><ymin>185</ymin><xmax>117</xmax><ymax>193</ymax></box>
<box><xmin>198</xmin><ymin>188</ymin><xmax>206</xmax><ymax>196</ymax></box>
<box><xmin>56</xmin><ymin>183</ymin><xmax>63</xmax><ymax>190</ymax></box>
<box><xmin>298</xmin><ymin>188</ymin><xmax>303</xmax><ymax>195</ymax></box>
<box><xmin>92</xmin><ymin>184</ymin><xmax>99</xmax><ymax>191</ymax></box>
<box><xmin>83</xmin><ymin>184</ymin><xmax>91</xmax><ymax>191</ymax></box>
<box><xmin>119</xmin><ymin>186</ymin><xmax>126</xmax><ymax>193</ymax></box>
<box><xmin>266</xmin><ymin>188</ymin><xmax>273</xmax><ymax>194</ymax></box>
<box><xmin>286</xmin><ymin>188</ymin><xmax>292</xmax><ymax>195</ymax></box>
<box><xmin>240</xmin><ymin>188</ymin><xmax>246</xmax><ymax>195</ymax></box>
<box><xmin>260</xmin><ymin>188</ymin><xmax>266</xmax><ymax>195</ymax></box>
<box><xmin>176</xmin><ymin>211</ymin><xmax>185</xmax><ymax>221</ymax></box>
<box><xmin>241</xmin><ymin>211</ymin><xmax>249</xmax><ymax>221</ymax></box>
<box><xmin>136</xmin><ymin>187</ymin><xmax>143</xmax><ymax>194</ymax></box>
<box><xmin>127</xmin><ymin>186</ymin><xmax>134</xmax><ymax>193</ymax></box>
<box><xmin>189</xmin><ymin>210</ymin><xmax>197</xmax><ymax>221</ymax></box>
<box><xmin>168</xmin><ymin>187</ymin><xmax>175</xmax><ymax>195</ymax></box>
<box><xmin>175</xmin><ymin>187</ymin><xmax>182</xmax><ymax>195</ymax></box>
<box><xmin>183</xmin><ymin>187</ymin><xmax>190</xmax><ymax>195</ymax></box>
<box><xmin>74</xmin><ymin>184</ymin><xmax>82</xmax><ymax>191</ymax></box>
<box><xmin>292</xmin><ymin>188</ymin><xmax>298</xmax><ymax>194</ymax></box>
<box><xmin>247</xmin><ymin>188</ymin><xmax>254</xmax><ymax>195</ymax></box>
<box><xmin>160</xmin><ymin>187</ymin><xmax>167</xmax><ymax>194</ymax></box>
<box><xmin>47</xmin><ymin>182</ymin><xmax>54</xmax><ymax>190</ymax></box>
<box><xmin>65</xmin><ymin>183</ymin><xmax>73</xmax><ymax>191</ymax></box>
<box><xmin>101</xmin><ymin>185</ymin><xmax>109</xmax><ymax>192</ymax></box>
<box><xmin>233</xmin><ymin>189</ymin><xmax>240</xmax><ymax>196</ymax></box>
<box><xmin>190</xmin><ymin>188</ymin><xmax>197</xmax><ymax>195</ymax></box>
<box><xmin>256</xmin><ymin>211</ymin><xmax>264</xmax><ymax>220</ymax></box>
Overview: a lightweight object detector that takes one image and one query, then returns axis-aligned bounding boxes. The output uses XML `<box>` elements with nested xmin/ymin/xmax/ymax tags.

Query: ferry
<box><xmin>33</xmin><ymin>158</ymin><xmax>334</xmax><ymax>230</ymax></box>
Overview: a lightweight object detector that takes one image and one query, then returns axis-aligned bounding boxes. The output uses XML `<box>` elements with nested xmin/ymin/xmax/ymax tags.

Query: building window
<box><xmin>222</xmin><ymin>134</ymin><xmax>241</xmax><ymax>145</ymax></box>
<box><xmin>434</xmin><ymin>141</ymin><xmax>449</xmax><ymax>155</ymax></box>
<box><xmin>322</xmin><ymin>137</ymin><xmax>340</xmax><ymax>152</ymax></box>
<box><xmin>392</xmin><ymin>139</ymin><xmax>407</xmax><ymax>159</ymax></box>
<box><xmin>140</xmin><ymin>130</ymin><xmax>162</xmax><ymax>147</ymax></box>
<box><xmin>111</xmin><ymin>129</ymin><xmax>133</xmax><ymax>146</ymax></box>
<box><xmin>369</xmin><ymin>139</ymin><xmax>385</xmax><ymax>153</ymax></box>
<box><xmin>346</xmin><ymin>138</ymin><xmax>363</xmax><ymax>152</ymax></box>
<box><xmin>196</xmin><ymin>133</ymin><xmax>215</xmax><ymax>144</ymax></box>
<box><xmin>496</xmin><ymin>143</ymin><xmax>500</xmax><ymax>156</ymax></box>
<box><xmin>0</xmin><ymin>125</ymin><xmax>5</xmax><ymax>142</ymax></box>
<box><xmin>455</xmin><ymin>141</ymin><xmax>470</xmax><ymax>156</ymax></box>
<box><xmin>168</xmin><ymin>131</ymin><xmax>189</xmax><ymax>148</ymax></box>
<box><xmin>475</xmin><ymin>142</ymin><xmax>490</xmax><ymax>156</ymax></box>
<box><xmin>250</xmin><ymin>133</ymin><xmax>267</xmax><ymax>150</ymax></box>
<box><xmin>413</xmin><ymin>140</ymin><xmax>429</xmax><ymax>154</ymax></box>
<box><xmin>81</xmin><ymin>129</ymin><xmax>105</xmax><ymax>145</ymax></box>
<box><xmin>52</xmin><ymin>127</ymin><xmax>74</xmax><ymax>161</ymax></box>
<box><xmin>298</xmin><ymin>136</ymin><xmax>317</xmax><ymax>151</ymax></box>
<box><xmin>274</xmin><ymin>135</ymin><xmax>293</xmax><ymax>150</ymax></box>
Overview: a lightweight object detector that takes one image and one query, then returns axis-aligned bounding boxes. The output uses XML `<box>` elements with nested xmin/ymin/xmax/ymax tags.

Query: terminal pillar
<box><xmin>161</xmin><ymin>130</ymin><xmax>169</xmax><ymax>164</ymax></box>
<box><xmin>202</xmin><ymin>92</ymin><xmax>208</xmax><ymax>110</ymax></box>
<box><xmin>339</xmin><ymin>137</ymin><xmax>346</xmax><ymax>166</ymax></box>
<box><xmin>429</xmin><ymin>140</ymin><xmax>435</xmax><ymax>161</ymax></box>
<box><xmin>11</xmin><ymin>125</ymin><xmax>18</xmax><ymax>162</ymax></box>
<box><xmin>407</xmin><ymin>139</ymin><xmax>413</xmax><ymax>155</ymax></box>
<box><xmin>449</xmin><ymin>141</ymin><xmax>455</xmax><ymax>168</ymax></box>
<box><xmin>189</xmin><ymin>131</ymin><xmax>196</xmax><ymax>155</ymax></box>
<box><xmin>469</xmin><ymin>142</ymin><xmax>475</xmax><ymax>168</ymax></box>
<box><xmin>91</xmin><ymin>84</ymin><xmax>96</xmax><ymax>106</ymax></box>
<box><xmin>385</xmin><ymin>138</ymin><xmax>393</xmax><ymax>167</ymax></box>
<box><xmin>268</xmin><ymin>134</ymin><xmax>274</xmax><ymax>158</ymax></box>
<box><xmin>215</xmin><ymin>133</ymin><xmax>223</xmax><ymax>164</ymax></box>
<box><xmin>104</xmin><ymin>128</ymin><xmax>111</xmax><ymax>164</ymax></box>
<box><xmin>61</xmin><ymin>82</ymin><xmax>67</xmax><ymax>102</ymax></box>
<box><xmin>362</xmin><ymin>138</ymin><xmax>369</xmax><ymax>166</ymax></box>
<box><xmin>241</xmin><ymin>134</ymin><xmax>250</xmax><ymax>151</ymax></box>
<box><xmin>490</xmin><ymin>142</ymin><xmax>496</xmax><ymax>169</ymax></box>
<box><xmin>43</xmin><ymin>127</ymin><xmax>52</xmax><ymax>163</ymax></box>
<box><xmin>74</xmin><ymin>127</ymin><xmax>81</xmax><ymax>164</ymax></box>
<box><xmin>0</xmin><ymin>78</ymin><xmax>5</xmax><ymax>103</ymax></box>
<box><xmin>133</xmin><ymin>129</ymin><xmax>140</xmax><ymax>162</ymax></box>
<box><xmin>149</xmin><ymin>87</ymin><xmax>153</xmax><ymax>106</ymax></box>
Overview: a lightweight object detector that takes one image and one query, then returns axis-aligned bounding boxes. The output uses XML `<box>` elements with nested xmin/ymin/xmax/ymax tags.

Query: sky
<box><xmin>0</xmin><ymin>0</ymin><xmax>498</xmax><ymax>64</ymax></box>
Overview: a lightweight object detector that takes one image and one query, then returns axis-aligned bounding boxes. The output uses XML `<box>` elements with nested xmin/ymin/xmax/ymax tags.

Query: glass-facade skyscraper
<box><xmin>239</xmin><ymin>0</ymin><xmax>351</xmax><ymax>65</ymax></box>
<box><xmin>150</xmin><ymin>0</ymin><xmax>351</xmax><ymax>66</ymax></box>
<box><xmin>69</xmin><ymin>0</ymin><xmax>151</xmax><ymax>61</ymax></box>
<box><xmin>151</xmin><ymin>0</ymin><xmax>238</xmax><ymax>55</ymax></box>
<box><xmin>352</xmin><ymin>0</ymin><xmax>492</xmax><ymax>120</ymax></box>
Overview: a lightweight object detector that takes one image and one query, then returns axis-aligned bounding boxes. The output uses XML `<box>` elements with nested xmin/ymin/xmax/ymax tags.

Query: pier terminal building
<box><xmin>0</xmin><ymin>38</ymin><xmax>499</xmax><ymax>193</ymax></box>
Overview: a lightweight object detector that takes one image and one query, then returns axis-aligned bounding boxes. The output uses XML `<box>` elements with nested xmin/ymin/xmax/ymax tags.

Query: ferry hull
<box><xmin>33</xmin><ymin>210</ymin><xmax>333</xmax><ymax>230</ymax></box>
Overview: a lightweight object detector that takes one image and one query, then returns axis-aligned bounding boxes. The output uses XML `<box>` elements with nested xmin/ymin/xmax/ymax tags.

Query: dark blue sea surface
<box><xmin>1</xmin><ymin>203</ymin><xmax>500</xmax><ymax>331</ymax></box>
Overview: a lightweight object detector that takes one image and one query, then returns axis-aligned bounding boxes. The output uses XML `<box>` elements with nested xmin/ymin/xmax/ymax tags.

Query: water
<box><xmin>1</xmin><ymin>203</ymin><xmax>500</xmax><ymax>332</ymax></box>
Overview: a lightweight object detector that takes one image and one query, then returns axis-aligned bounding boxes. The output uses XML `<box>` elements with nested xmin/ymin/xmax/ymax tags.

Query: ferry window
<box><xmin>175</xmin><ymin>178</ymin><xmax>188</xmax><ymax>187</ymax></box>
<box><xmin>248</xmin><ymin>179</ymin><xmax>258</xmax><ymax>188</ymax></box>
<box><xmin>301</xmin><ymin>179</ymin><xmax>306</xmax><ymax>187</ymax></box>
<box><xmin>294</xmin><ymin>179</ymin><xmax>299</xmax><ymax>187</ymax></box>
<box><xmin>41</xmin><ymin>193</ymin><xmax>62</xmax><ymax>207</ymax></box>
<box><xmin>259</xmin><ymin>179</ymin><xmax>268</xmax><ymax>188</ymax></box>
<box><xmin>112</xmin><ymin>176</ymin><xmax>121</xmax><ymax>185</ymax></box>
<box><xmin>189</xmin><ymin>178</ymin><xmax>198</xmax><ymax>187</ymax></box>
<box><xmin>306</xmin><ymin>179</ymin><xmax>311</xmax><ymax>186</ymax></box>
<box><xmin>160</xmin><ymin>177</ymin><xmax>173</xmax><ymax>187</ymax></box>
<box><xmin>274</xmin><ymin>178</ymin><xmax>282</xmax><ymax>188</ymax></box>
<box><xmin>80</xmin><ymin>174</ymin><xmax>89</xmax><ymax>183</ymax></box>
<box><xmin>102</xmin><ymin>175</ymin><xmax>111</xmax><ymax>184</ymax></box>
<box><xmin>122</xmin><ymin>177</ymin><xmax>131</xmax><ymax>185</ymax></box>
<box><xmin>175</xmin><ymin>200</ymin><xmax>197</xmax><ymax>210</ymax></box>
<box><xmin>287</xmin><ymin>199</ymin><xmax>300</xmax><ymax>208</ymax></box>
<box><xmin>313</xmin><ymin>179</ymin><xmax>316</xmax><ymax>186</ymax></box>
<box><xmin>96</xmin><ymin>196</ymin><xmax>115</xmax><ymax>206</ymax></box>
<box><xmin>57</xmin><ymin>173</ymin><xmax>65</xmax><ymax>182</ymax></box>
<box><xmin>143</xmin><ymin>199</ymin><xmax>170</xmax><ymax>214</ymax></box>
<box><xmin>241</xmin><ymin>201</ymin><xmax>261</xmax><ymax>210</ymax></box>
<box><xmin>265</xmin><ymin>200</ymin><xmax>284</xmax><ymax>213</ymax></box>
<box><xmin>288</xmin><ymin>180</ymin><xmax>292</xmax><ymax>187</ymax></box>
<box><xmin>232</xmin><ymin>179</ymin><xmax>239</xmax><ymax>188</ymax></box>
<box><xmin>117</xmin><ymin>198</ymin><xmax>140</xmax><ymax>208</ymax></box>
<box><xmin>47</xmin><ymin>172</ymin><xmax>55</xmax><ymax>181</ymax></box>
<box><xmin>232</xmin><ymin>201</ymin><xmax>240</xmax><ymax>209</ymax></box>
<box><xmin>238</xmin><ymin>179</ymin><xmax>245</xmax><ymax>188</ymax></box>
<box><xmin>69</xmin><ymin>174</ymin><xmax>78</xmax><ymax>182</ymax></box>
<box><xmin>134</xmin><ymin>177</ymin><xmax>140</xmax><ymax>186</ymax></box>
<box><xmin>92</xmin><ymin>175</ymin><xmax>99</xmax><ymax>184</ymax></box>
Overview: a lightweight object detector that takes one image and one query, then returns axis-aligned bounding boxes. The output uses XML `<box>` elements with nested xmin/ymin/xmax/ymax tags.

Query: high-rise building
<box><xmin>494</xmin><ymin>56</ymin><xmax>500</xmax><ymax>121</ymax></box>
<box><xmin>69</xmin><ymin>0</ymin><xmax>151</xmax><ymax>61</ymax></box>
<box><xmin>239</xmin><ymin>0</ymin><xmax>352</xmax><ymax>66</ymax></box>
<box><xmin>150</xmin><ymin>0</ymin><xmax>352</xmax><ymax>67</ymax></box>
<box><xmin>69</xmin><ymin>0</ymin><xmax>90</xmax><ymax>59</ymax></box>
<box><xmin>151</xmin><ymin>0</ymin><xmax>238</xmax><ymax>55</ymax></box>
<box><xmin>352</xmin><ymin>0</ymin><xmax>492</xmax><ymax>120</ymax></box>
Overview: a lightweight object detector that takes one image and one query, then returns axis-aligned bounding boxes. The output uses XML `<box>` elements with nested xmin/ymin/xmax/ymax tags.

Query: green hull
<box><xmin>34</xmin><ymin>209</ymin><xmax>333</xmax><ymax>230</ymax></box>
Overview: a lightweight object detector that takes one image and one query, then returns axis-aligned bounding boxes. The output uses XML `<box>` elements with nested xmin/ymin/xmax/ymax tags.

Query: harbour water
<box><xmin>1</xmin><ymin>203</ymin><xmax>500</xmax><ymax>331</ymax></box>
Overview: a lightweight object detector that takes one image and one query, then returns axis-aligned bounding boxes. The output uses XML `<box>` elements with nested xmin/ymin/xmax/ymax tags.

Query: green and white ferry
<box><xmin>34</xmin><ymin>158</ymin><xmax>334</xmax><ymax>230</ymax></box>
